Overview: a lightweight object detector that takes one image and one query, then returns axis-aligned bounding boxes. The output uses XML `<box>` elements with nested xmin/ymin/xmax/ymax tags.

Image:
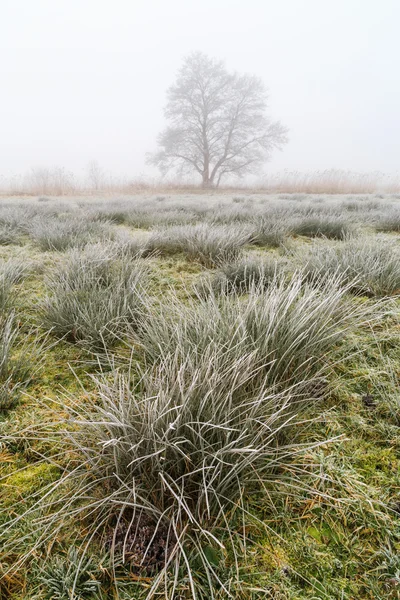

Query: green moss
<box><xmin>2</xmin><ymin>463</ymin><xmax>60</xmax><ymax>503</ymax></box>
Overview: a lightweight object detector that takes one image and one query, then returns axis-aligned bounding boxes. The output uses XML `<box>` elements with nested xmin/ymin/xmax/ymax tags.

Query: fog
<box><xmin>1</xmin><ymin>0</ymin><xmax>399</xmax><ymax>181</ymax></box>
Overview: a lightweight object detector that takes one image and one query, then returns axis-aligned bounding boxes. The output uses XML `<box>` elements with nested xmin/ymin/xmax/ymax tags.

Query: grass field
<box><xmin>0</xmin><ymin>192</ymin><xmax>399</xmax><ymax>599</ymax></box>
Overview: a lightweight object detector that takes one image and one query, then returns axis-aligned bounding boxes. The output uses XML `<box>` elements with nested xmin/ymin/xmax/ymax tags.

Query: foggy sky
<box><xmin>1</xmin><ymin>0</ymin><xmax>399</xmax><ymax>181</ymax></box>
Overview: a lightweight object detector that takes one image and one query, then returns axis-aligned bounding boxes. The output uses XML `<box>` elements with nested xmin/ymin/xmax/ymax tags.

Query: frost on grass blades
<box><xmin>297</xmin><ymin>237</ymin><xmax>400</xmax><ymax>296</ymax></box>
<box><xmin>0</xmin><ymin>273</ymin><xmax>380</xmax><ymax>599</ymax></box>
<box><xmin>0</xmin><ymin>193</ymin><xmax>398</xmax><ymax>599</ymax></box>
<box><xmin>144</xmin><ymin>223</ymin><xmax>252</xmax><ymax>267</ymax></box>
<box><xmin>42</xmin><ymin>244</ymin><xmax>149</xmax><ymax>350</ymax></box>
<box><xmin>291</xmin><ymin>216</ymin><xmax>354</xmax><ymax>240</ymax></box>
<box><xmin>0</xmin><ymin>258</ymin><xmax>28</xmax><ymax>314</ymax></box>
<box><xmin>27</xmin><ymin>215</ymin><xmax>116</xmax><ymax>252</ymax></box>
<box><xmin>0</xmin><ymin>312</ymin><xmax>44</xmax><ymax>410</ymax></box>
<box><xmin>195</xmin><ymin>254</ymin><xmax>288</xmax><ymax>295</ymax></box>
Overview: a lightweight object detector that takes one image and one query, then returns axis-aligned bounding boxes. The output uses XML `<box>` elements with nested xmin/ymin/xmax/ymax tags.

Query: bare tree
<box><xmin>149</xmin><ymin>52</ymin><xmax>288</xmax><ymax>188</ymax></box>
<box><xmin>87</xmin><ymin>160</ymin><xmax>106</xmax><ymax>190</ymax></box>
<box><xmin>25</xmin><ymin>166</ymin><xmax>75</xmax><ymax>195</ymax></box>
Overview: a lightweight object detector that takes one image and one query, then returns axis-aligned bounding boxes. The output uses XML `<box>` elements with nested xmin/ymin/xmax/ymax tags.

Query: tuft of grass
<box><xmin>298</xmin><ymin>237</ymin><xmax>400</xmax><ymax>296</ymax></box>
<box><xmin>113</xmin><ymin>231</ymin><xmax>150</xmax><ymax>258</ymax></box>
<box><xmin>0</xmin><ymin>225</ymin><xmax>22</xmax><ymax>246</ymax></box>
<box><xmin>196</xmin><ymin>255</ymin><xmax>288</xmax><ymax>295</ymax></box>
<box><xmin>27</xmin><ymin>216</ymin><xmax>115</xmax><ymax>251</ymax></box>
<box><xmin>1</xmin><ymin>352</ymin><xmax>330</xmax><ymax>598</ymax></box>
<box><xmin>42</xmin><ymin>245</ymin><xmax>148</xmax><ymax>350</ymax></box>
<box><xmin>145</xmin><ymin>223</ymin><xmax>251</xmax><ymax>267</ymax></box>
<box><xmin>250</xmin><ymin>216</ymin><xmax>289</xmax><ymax>247</ymax></box>
<box><xmin>90</xmin><ymin>209</ymin><xmax>129</xmax><ymax>225</ymax></box>
<box><xmin>291</xmin><ymin>216</ymin><xmax>354</xmax><ymax>240</ymax></box>
<box><xmin>0</xmin><ymin>258</ymin><xmax>28</xmax><ymax>313</ymax></box>
<box><xmin>139</xmin><ymin>273</ymin><xmax>370</xmax><ymax>396</ymax></box>
<box><xmin>36</xmin><ymin>547</ymin><xmax>102</xmax><ymax>599</ymax></box>
<box><xmin>0</xmin><ymin>205</ymin><xmax>38</xmax><ymax>233</ymax></box>
<box><xmin>376</xmin><ymin>210</ymin><xmax>400</xmax><ymax>232</ymax></box>
<box><xmin>0</xmin><ymin>312</ymin><xmax>42</xmax><ymax>410</ymax></box>
<box><xmin>126</xmin><ymin>207</ymin><xmax>196</xmax><ymax>229</ymax></box>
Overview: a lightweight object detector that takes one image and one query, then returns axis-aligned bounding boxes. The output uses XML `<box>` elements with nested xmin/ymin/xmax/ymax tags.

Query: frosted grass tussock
<box><xmin>0</xmin><ymin>352</ymin><xmax>336</xmax><ymax>597</ymax></box>
<box><xmin>139</xmin><ymin>272</ymin><xmax>366</xmax><ymax>392</ymax></box>
<box><xmin>27</xmin><ymin>215</ymin><xmax>115</xmax><ymax>251</ymax></box>
<box><xmin>0</xmin><ymin>312</ymin><xmax>45</xmax><ymax>410</ymax></box>
<box><xmin>42</xmin><ymin>244</ymin><xmax>149</xmax><ymax>349</ymax></box>
<box><xmin>291</xmin><ymin>215</ymin><xmax>355</xmax><ymax>239</ymax></box>
<box><xmin>298</xmin><ymin>237</ymin><xmax>400</xmax><ymax>296</ymax></box>
<box><xmin>145</xmin><ymin>223</ymin><xmax>252</xmax><ymax>266</ymax></box>
<box><xmin>195</xmin><ymin>254</ymin><xmax>288</xmax><ymax>295</ymax></box>
<box><xmin>0</xmin><ymin>258</ymin><xmax>29</xmax><ymax>313</ymax></box>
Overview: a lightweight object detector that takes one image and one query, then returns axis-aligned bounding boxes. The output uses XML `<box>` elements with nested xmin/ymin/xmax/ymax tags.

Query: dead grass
<box><xmin>1</xmin><ymin>169</ymin><xmax>400</xmax><ymax>196</ymax></box>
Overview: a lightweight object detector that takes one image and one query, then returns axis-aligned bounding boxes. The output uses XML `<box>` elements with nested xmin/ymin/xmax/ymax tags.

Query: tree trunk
<box><xmin>202</xmin><ymin>175</ymin><xmax>216</xmax><ymax>189</ymax></box>
<box><xmin>202</xmin><ymin>162</ymin><xmax>216</xmax><ymax>188</ymax></box>
<box><xmin>202</xmin><ymin>172</ymin><xmax>211</xmax><ymax>188</ymax></box>
<box><xmin>202</xmin><ymin>145</ymin><xmax>211</xmax><ymax>188</ymax></box>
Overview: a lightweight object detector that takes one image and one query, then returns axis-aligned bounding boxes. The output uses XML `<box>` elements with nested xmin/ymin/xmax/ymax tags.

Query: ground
<box><xmin>0</xmin><ymin>193</ymin><xmax>399</xmax><ymax>599</ymax></box>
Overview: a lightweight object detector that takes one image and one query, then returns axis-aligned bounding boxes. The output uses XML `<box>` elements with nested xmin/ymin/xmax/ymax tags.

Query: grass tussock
<box><xmin>0</xmin><ymin>205</ymin><xmax>38</xmax><ymax>231</ymax></box>
<box><xmin>36</xmin><ymin>548</ymin><xmax>102</xmax><ymax>598</ymax></box>
<box><xmin>298</xmin><ymin>237</ymin><xmax>400</xmax><ymax>296</ymax></box>
<box><xmin>145</xmin><ymin>223</ymin><xmax>251</xmax><ymax>266</ymax></box>
<box><xmin>0</xmin><ymin>224</ymin><xmax>22</xmax><ymax>246</ymax></box>
<box><xmin>291</xmin><ymin>216</ymin><xmax>355</xmax><ymax>240</ymax></box>
<box><xmin>0</xmin><ymin>258</ymin><xmax>28</xmax><ymax>313</ymax></box>
<box><xmin>376</xmin><ymin>209</ymin><xmax>400</xmax><ymax>232</ymax></box>
<box><xmin>139</xmin><ymin>274</ymin><xmax>369</xmax><ymax>392</ymax></box>
<box><xmin>196</xmin><ymin>255</ymin><xmax>288</xmax><ymax>295</ymax></box>
<box><xmin>127</xmin><ymin>207</ymin><xmax>196</xmax><ymax>229</ymax></box>
<box><xmin>42</xmin><ymin>245</ymin><xmax>148</xmax><ymax>349</ymax></box>
<box><xmin>27</xmin><ymin>217</ymin><xmax>116</xmax><ymax>251</ymax></box>
<box><xmin>0</xmin><ymin>312</ymin><xmax>42</xmax><ymax>410</ymax></box>
<box><xmin>250</xmin><ymin>215</ymin><xmax>289</xmax><ymax>247</ymax></box>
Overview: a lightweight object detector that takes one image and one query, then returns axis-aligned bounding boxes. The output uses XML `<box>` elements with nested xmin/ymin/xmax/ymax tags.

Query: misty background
<box><xmin>1</xmin><ymin>0</ymin><xmax>399</xmax><ymax>183</ymax></box>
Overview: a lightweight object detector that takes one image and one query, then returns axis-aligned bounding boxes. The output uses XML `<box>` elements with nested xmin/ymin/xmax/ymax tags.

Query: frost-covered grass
<box><xmin>42</xmin><ymin>244</ymin><xmax>148</xmax><ymax>349</ymax></box>
<box><xmin>297</xmin><ymin>237</ymin><xmax>400</xmax><ymax>296</ymax></box>
<box><xmin>27</xmin><ymin>215</ymin><xmax>116</xmax><ymax>251</ymax></box>
<box><xmin>0</xmin><ymin>192</ymin><xmax>399</xmax><ymax>600</ymax></box>
<box><xmin>250</xmin><ymin>214</ymin><xmax>290</xmax><ymax>247</ymax></box>
<box><xmin>291</xmin><ymin>216</ymin><xmax>355</xmax><ymax>239</ymax></box>
<box><xmin>144</xmin><ymin>223</ymin><xmax>252</xmax><ymax>266</ymax></box>
<box><xmin>139</xmin><ymin>273</ymin><xmax>369</xmax><ymax>392</ymax></box>
<box><xmin>2</xmin><ymin>273</ymin><xmax>377</xmax><ymax>598</ymax></box>
<box><xmin>0</xmin><ymin>257</ymin><xmax>29</xmax><ymax>313</ymax></box>
<box><xmin>196</xmin><ymin>254</ymin><xmax>288</xmax><ymax>295</ymax></box>
<box><xmin>376</xmin><ymin>208</ymin><xmax>400</xmax><ymax>232</ymax></box>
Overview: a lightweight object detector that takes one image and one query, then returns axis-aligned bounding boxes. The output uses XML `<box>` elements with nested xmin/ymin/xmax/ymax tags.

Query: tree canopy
<box><xmin>149</xmin><ymin>52</ymin><xmax>288</xmax><ymax>187</ymax></box>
